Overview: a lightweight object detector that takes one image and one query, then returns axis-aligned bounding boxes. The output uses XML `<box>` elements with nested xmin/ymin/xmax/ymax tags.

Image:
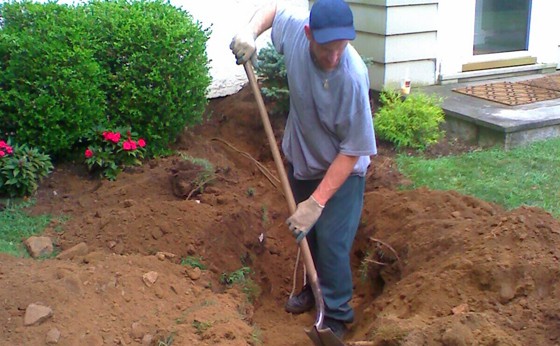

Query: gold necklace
<box><xmin>323</xmin><ymin>79</ymin><xmax>329</xmax><ymax>89</ymax></box>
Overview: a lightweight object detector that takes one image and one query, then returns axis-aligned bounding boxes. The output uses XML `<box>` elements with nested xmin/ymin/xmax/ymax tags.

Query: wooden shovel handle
<box><xmin>243</xmin><ymin>61</ymin><xmax>324</xmax><ymax>321</ymax></box>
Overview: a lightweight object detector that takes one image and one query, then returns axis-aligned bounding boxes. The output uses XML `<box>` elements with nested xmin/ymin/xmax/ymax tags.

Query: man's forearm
<box><xmin>312</xmin><ymin>153</ymin><xmax>360</xmax><ymax>206</ymax></box>
<box><xmin>246</xmin><ymin>1</ymin><xmax>277</xmax><ymax>39</ymax></box>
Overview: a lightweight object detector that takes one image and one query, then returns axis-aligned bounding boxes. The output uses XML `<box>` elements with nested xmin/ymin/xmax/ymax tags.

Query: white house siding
<box><xmin>349</xmin><ymin>0</ymin><xmax>439</xmax><ymax>91</ymax></box>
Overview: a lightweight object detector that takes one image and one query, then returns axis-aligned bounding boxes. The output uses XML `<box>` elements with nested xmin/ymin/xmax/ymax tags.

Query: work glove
<box><xmin>230</xmin><ymin>27</ymin><xmax>258</xmax><ymax>66</ymax></box>
<box><xmin>286</xmin><ymin>196</ymin><xmax>324</xmax><ymax>243</ymax></box>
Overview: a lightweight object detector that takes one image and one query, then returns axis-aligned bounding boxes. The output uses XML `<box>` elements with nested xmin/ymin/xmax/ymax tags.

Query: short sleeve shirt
<box><xmin>271</xmin><ymin>6</ymin><xmax>377</xmax><ymax>180</ymax></box>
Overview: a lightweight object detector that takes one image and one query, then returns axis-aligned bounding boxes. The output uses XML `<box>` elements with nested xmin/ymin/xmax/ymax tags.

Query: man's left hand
<box><xmin>286</xmin><ymin>196</ymin><xmax>324</xmax><ymax>243</ymax></box>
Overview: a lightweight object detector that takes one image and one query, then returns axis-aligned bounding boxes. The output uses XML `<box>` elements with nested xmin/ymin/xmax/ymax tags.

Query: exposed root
<box><xmin>211</xmin><ymin>137</ymin><xmax>281</xmax><ymax>191</ymax></box>
<box><xmin>367</xmin><ymin>237</ymin><xmax>402</xmax><ymax>271</ymax></box>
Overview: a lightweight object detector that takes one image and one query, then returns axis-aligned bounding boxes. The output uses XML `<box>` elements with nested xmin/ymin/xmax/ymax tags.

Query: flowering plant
<box><xmin>0</xmin><ymin>140</ymin><xmax>13</xmax><ymax>158</ymax></box>
<box><xmin>0</xmin><ymin>139</ymin><xmax>53</xmax><ymax>197</ymax></box>
<box><xmin>84</xmin><ymin>127</ymin><xmax>147</xmax><ymax>180</ymax></box>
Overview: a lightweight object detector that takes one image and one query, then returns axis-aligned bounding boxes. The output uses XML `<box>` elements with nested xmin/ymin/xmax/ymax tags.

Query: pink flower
<box><xmin>123</xmin><ymin>139</ymin><xmax>137</xmax><ymax>151</ymax></box>
<box><xmin>85</xmin><ymin>148</ymin><xmax>93</xmax><ymax>158</ymax></box>
<box><xmin>138</xmin><ymin>138</ymin><xmax>146</xmax><ymax>148</ymax></box>
<box><xmin>0</xmin><ymin>140</ymin><xmax>12</xmax><ymax>155</ymax></box>
<box><xmin>103</xmin><ymin>131</ymin><xmax>121</xmax><ymax>143</ymax></box>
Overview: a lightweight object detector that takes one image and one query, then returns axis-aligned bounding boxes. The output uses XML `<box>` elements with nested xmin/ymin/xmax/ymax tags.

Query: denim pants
<box><xmin>288</xmin><ymin>164</ymin><xmax>365</xmax><ymax>322</ymax></box>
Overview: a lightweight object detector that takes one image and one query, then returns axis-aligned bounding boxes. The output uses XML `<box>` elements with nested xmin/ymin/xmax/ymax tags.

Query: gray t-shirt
<box><xmin>271</xmin><ymin>6</ymin><xmax>377</xmax><ymax>180</ymax></box>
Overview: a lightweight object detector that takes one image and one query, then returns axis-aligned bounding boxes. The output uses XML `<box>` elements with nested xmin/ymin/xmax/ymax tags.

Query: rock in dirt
<box><xmin>130</xmin><ymin>321</ymin><xmax>147</xmax><ymax>339</ymax></box>
<box><xmin>451</xmin><ymin>303</ymin><xmax>469</xmax><ymax>315</ymax></box>
<box><xmin>24</xmin><ymin>236</ymin><xmax>53</xmax><ymax>258</ymax></box>
<box><xmin>499</xmin><ymin>282</ymin><xmax>516</xmax><ymax>304</ymax></box>
<box><xmin>442</xmin><ymin>322</ymin><xmax>474</xmax><ymax>346</ymax></box>
<box><xmin>186</xmin><ymin>266</ymin><xmax>202</xmax><ymax>281</ymax></box>
<box><xmin>46</xmin><ymin>327</ymin><xmax>61</xmax><ymax>344</ymax></box>
<box><xmin>142</xmin><ymin>271</ymin><xmax>158</xmax><ymax>287</ymax></box>
<box><xmin>56</xmin><ymin>242</ymin><xmax>88</xmax><ymax>260</ymax></box>
<box><xmin>24</xmin><ymin>303</ymin><xmax>53</xmax><ymax>326</ymax></box>
<box><xmin>141</xmin><ymin>334</ymin><xmax>153</xmax><ymax>345</ymax></box>
<box><xmin>155</xmin><ymin>251</ymin><xmax>176</xmax><ymax>261</ymax></box>
<box><xmin>122</xmin><ymin>199</ymin><xmax>135</xmax><ymax>208</ymax></box>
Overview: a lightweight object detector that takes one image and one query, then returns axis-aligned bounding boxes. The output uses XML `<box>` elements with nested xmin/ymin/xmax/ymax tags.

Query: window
<box><xmin>473</xmin><ymin>0</ymin><xmax>532</xmax><ymax>55</ymax></box>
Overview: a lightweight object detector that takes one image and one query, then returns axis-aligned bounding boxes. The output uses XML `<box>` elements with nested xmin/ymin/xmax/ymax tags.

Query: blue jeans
<box><xmin>288</xmin><ymin>164</ymin><xmax>365</xmax><ymax>322</ymax></box>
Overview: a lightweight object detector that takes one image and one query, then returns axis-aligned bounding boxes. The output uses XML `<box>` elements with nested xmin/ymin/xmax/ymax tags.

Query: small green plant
<box><xmin>359</xmin><ymin>249</ymin><xmax>372</xmax><ymax>283</ymax></box>
<box><xmin>256</xmin><ymin>42</ymin><xmax>290</xmax><ymax>116</ymax></box>
<box><xmin>220</xmin><ymin>267</ymin><xmax>251</xmax><ymax>286</ymax></box>
<box><xmin>250</xmin><ymin>325</ymin><xmax>263</xmax><ymax>346</ymax></box>
<box><xmin>246</xmin><ymin>187</ymin><xmax>256</xmax><ymax>197</ymax></box>
<box><xmin>177</xmin><ymin>152</ymin><xmax>216</xmax><ymax>197</ymax></box>
<box><xmin>375</xmin><ymin>88</ymin><xmax>446</xmax><ymax>150</ymax></box>
<box><xmin>220</xmin><ymin>267</ymin><xmax>261</xmax><ymax>303</ymax></box>
<box><xmin>242</xmin><ymin>278</ymin><xmax>262</xmax><ymax>304</ymax></box>
<box><xmin>260</xmin><ymin>205</ymin><xmax>269</xmax><ymax>225</ymax></box>
<box><xmin>0</xmin><ymin>139</ymin><xmax>54</xmax><ymax>197</ymax></box>
<box><xmin>180</xmin><ymin>256</ymin><xmax>206</xmax><ymax>270</ymax></box>
<box><xmin>177</xmin><ymin>153</ymin><xmax>214</xmax><ymax>173</ymax></box>
<box><xmin>192</xmin><ymin>319</ymin><xmax>213</xmax><ymax>335</ymax></box>
<box><xmin>83</xmin><ymin>126</ymin><xmax>147</xmax><ymax>181</ymax></box>
<box><xmin>157</xmin><ymin>332</ymin><xmax>175</xmax><ymax>346</ymax></box>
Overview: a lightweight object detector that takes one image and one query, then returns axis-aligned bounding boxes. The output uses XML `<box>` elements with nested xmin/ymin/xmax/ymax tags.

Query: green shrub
<box><xmin>0</xmin><ymin>139</ymin><xmax>53</xmax><ymax>198</ymax></box>
<box><xmin>83</xmin><ymin>126</ymin><xmax>147</xmax><ymax>180</ymax></box>
<box><xmin>86</xmin><ymin>0</ymin><xmax>212</xmax><ymax>154</ymax></box>
<box><xmin>0</xmin><ymin>1</ymin><xmax>107</xmax><ymax>158</ymax></box>
<box><xmin>255</xmin><ymin>43</ymin><xmax>289</xmax><ymax>117</ymax></box>
<box><xmin>374</xmin><ymin>89</ymin><xmax>446</xmax><ymax>150</ymax></box>
<box><xmin>0</xmin><ymin>0</ymin><xmax>212</xmax><ymax>158</ymax></box>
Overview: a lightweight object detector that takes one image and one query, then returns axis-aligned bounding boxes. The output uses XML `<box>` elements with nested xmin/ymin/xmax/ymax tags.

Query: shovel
<box><xmin>243</xmin><ymin>61</ymin><xmax>345</xmax><ymax>346</ymax></box>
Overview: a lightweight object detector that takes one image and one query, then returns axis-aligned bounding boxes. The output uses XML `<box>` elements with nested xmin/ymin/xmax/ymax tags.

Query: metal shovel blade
<box><xmin>305</xmin><ymin>326</ymin><xmax>345</xmax><ymax>346</ymax></box>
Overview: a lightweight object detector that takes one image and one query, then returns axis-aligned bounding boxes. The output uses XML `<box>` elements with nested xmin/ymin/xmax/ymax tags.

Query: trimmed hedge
<box><xmin>0</xmin><ymin>1</ymin><xmax>106</xmax><ymax>157</ymax></box>
<box><xmin>0</xmin><ymin>0</ymin><xmax>211</xmax><ymax>157</ymax></box>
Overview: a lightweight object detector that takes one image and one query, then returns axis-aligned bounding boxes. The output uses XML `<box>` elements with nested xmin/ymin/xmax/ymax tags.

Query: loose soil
<box><xmin>1</xmin><ymin>86</ymin><xmax>560</xmax><ymax>346</ymax></box>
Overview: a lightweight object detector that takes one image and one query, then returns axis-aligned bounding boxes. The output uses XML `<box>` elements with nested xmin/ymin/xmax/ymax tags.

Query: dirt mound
<box><xmin>1</xmin><ymin>86</ymin><xmax>559</xmax><ymax>346</ymax></box>
<box><xmin>354</xmin><ymin>188</ymin><xmax>560</xmax><ymax>345</ymax></box>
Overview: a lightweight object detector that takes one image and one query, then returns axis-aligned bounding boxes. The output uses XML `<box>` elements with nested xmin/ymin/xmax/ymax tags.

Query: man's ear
<box><xmin>304</xmin><ymin>25</ymin><xmax>312</xmax><ymax>41</ymax></box>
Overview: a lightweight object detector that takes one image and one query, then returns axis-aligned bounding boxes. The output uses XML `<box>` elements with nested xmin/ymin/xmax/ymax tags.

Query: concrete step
<box><xmin>420</xmin><ymin>73</ymin><xmax>560</xmax><ymax>149</ymax></box>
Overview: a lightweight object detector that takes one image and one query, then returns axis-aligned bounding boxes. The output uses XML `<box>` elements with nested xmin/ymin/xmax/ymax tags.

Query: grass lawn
<box><xmin>397</xmin><ymin>138</ymin><xmax>560</xmax><ymax>218</ymax></box>
<box><xmin>0</xmin><ymin>200</ymin><xmax>54</xmax><ymax>257</ymax></box>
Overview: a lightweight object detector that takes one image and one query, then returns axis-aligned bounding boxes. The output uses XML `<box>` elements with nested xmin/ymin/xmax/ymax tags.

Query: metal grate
<box><xmin>518</xmin><ymin>73</ymin><xmax>560</xmax><ymax>92</ymax></box>
<box><xmin>453</xmin><ymin>74</ymin><xmax>560</xmax><ymax>106</ymax></box>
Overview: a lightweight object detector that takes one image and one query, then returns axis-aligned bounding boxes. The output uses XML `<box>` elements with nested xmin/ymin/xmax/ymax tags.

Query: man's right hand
<box><xmin>286</xmin><ymin>196</ymin><xmax>324</xmax><ymax>243</ymax></box>
<box><xmin>230</xmin><ymin>27</ymin><xmax>257</xmax><ymax>65</ymax></box>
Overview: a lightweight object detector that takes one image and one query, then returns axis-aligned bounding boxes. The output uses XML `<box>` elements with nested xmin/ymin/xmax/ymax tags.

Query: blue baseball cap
<box><xmin>309</xmin><ymin>0</ymin><xmax>356</xmax><ymax>44</ymax></box>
